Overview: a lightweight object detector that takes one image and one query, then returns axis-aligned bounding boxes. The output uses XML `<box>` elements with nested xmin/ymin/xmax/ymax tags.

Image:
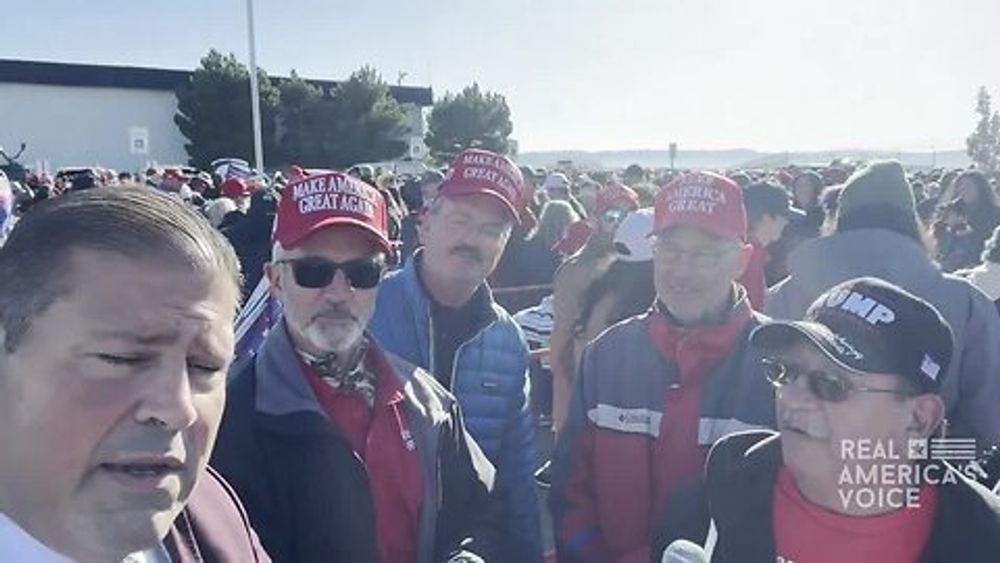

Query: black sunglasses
<box><xmin>762</xmin><ymin>358</ymin><xmax>908</xmax><ymax>403</ymax></box>
<box><xmin>275</xmin><ymin>256</ymin><xmax>384</xmax><ymax>290</ymax></box>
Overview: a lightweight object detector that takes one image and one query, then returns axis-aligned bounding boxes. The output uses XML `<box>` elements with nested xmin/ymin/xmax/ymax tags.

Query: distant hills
<box><xmin>516</xmin><ymin>148</ymin><xmax>971</xmax><ymax>171</ymax></box>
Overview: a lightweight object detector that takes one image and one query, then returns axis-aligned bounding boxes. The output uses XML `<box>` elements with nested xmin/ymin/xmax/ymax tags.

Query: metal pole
<box><xmin>246</xmin><ymin>0</ymin><xmax>264</xmax><ymax>172</ymax></box>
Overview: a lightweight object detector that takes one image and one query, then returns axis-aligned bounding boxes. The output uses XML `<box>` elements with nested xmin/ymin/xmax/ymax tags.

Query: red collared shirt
<box><xmin>303</xmin><ymin>347</ymin><xmax>424</xmax><ymax>563</ymax></box>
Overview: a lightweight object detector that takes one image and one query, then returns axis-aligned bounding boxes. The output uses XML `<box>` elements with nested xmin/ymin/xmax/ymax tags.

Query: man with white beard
<box><xmin>212</xmin><ymin>170</ymin><xmax>496</xmax><ymax>562</ymax></box>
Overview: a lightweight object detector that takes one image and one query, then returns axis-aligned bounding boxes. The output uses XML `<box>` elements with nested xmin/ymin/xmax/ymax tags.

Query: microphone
<box><xmin>661</xmin><ymin>539</ymin><xmax>710</xmax><ymax>563</ymax></box>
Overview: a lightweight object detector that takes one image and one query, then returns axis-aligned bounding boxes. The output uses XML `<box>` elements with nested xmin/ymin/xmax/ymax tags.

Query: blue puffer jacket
<box><xmin>370</xmin><ymin>254</ymin><xmax>544</xmax><ymax>563</ymax></box>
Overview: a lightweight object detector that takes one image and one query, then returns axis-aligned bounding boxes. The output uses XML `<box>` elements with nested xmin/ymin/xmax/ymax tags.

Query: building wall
<box><xmin>401</xmin><ymin>103</ymin><xmax>430</xmax><ymax>159</ymax></box>
<box><xmin>0</xmin><ymin>83</ymin><xmax>188</xmax><ymax>172</ymax></box>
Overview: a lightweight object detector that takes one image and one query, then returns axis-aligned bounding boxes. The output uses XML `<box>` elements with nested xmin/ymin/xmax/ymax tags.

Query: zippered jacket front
<box><xmin>369</xmin><ymin>252</ymin><xmax>545</xmax><ymax>563</ymax></box>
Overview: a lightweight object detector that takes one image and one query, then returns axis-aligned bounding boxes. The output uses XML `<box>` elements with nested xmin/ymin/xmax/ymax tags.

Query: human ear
<box><xmin>908</xmin><ymin>394</ymin><xmax>945</xmax><ymax>438</ymax></box>
<box><xmin>264</xmin><ymin>262</ymin><xmax>283</xmax><ymax>298</ymax></box>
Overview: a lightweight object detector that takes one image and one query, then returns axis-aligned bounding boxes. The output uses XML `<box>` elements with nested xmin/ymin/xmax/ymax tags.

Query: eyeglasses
<box><xmin>275</xmin><ymin>256</ymin><xmax>384</xmax><ymax>290</ymax></box>
<box><xmin>443</xmin><ymin>213</ymin><xmax>508</xmax><ymax>241</ymax></box>
<box><xmin>653</xmin><ymin>239</ymin><xmax>738</xmax><ymax>268</ymax></box>
<box><xmin>763</xmin><ymin>358</ymin><xmax>909</xmax><ymax>403</ymax></box>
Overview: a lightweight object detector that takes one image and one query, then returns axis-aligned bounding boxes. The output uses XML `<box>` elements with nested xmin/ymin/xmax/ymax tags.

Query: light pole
<box><xmin>246</xmin><ymin>0</ymin><xmax>265</xmax><ymax>172</ymax></box>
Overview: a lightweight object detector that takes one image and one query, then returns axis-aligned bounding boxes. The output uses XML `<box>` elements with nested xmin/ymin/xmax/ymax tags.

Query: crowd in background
<box><xmin>5</xmin><ymin>158</ymin><xmax>1000</xmax><ymax>416</ymax></box>
<box><xmin>3</xmin><ymin>153</ymin><xmax>1000</xmax><ymax>562</ymax></box>
<box><xmin>5</xmin><ymin>158</ymin><xmax>1000</xmax><ymax>427</ymax></box>
<box><xmin>6</xmin><ymin>159</ymin><xmax>1000</xmax><ymax>282</ymax></box>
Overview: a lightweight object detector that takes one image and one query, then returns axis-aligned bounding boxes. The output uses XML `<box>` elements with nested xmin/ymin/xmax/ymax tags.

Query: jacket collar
<box><xmin>253</xmin><ymin>319</ymin><xmax>328</xmax><ymax>421</ymax></box>
<box><xmin>706</xmin><ymin>431</ymin><xmax>782</xmax><ymax>562</ymax></box>
<box><xmin>253</xmin><ymin>317</ymin><xmax>454</xmax><ymax>434</ymax></box>
<box><xmin>647</xmin><ymin>288</ymin><xmax>753</xmax><ymax>379</ymax></box>
<box><xmin>399</xmin><ymin>251</ymin><xmax>430</xmax><ymax>316</ymax></box>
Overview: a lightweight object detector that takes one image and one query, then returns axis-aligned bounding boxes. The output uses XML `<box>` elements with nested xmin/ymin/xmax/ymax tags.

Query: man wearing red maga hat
<box><xmin>370</xmin><ymin>149</ymin><xmax>545</xmax><ymax>562</ymax></box>
<box><xmin>550</xmin><ymin>171</ymin><xmax>776</xmax><ymax>563</ymax></box>
<box><xmin>212</xmin><ymin>170</ymin><xmax>497</xmax><ymax>563</ymax></box>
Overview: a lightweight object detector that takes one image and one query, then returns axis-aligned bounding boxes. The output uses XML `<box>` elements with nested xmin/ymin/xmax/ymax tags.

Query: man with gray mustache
<box><xmin>370</xmin><ymin>149</ymin><xmax>544</xmax><ymax>562</ymax></box>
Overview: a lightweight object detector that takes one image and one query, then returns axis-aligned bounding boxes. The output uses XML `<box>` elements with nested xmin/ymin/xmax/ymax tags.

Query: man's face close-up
<box><xmin>772</xmin><ymin>341</ymin><xmax>917</xmax><ymax>483</ymax></box>
<box><xmin>653</xmin><ymin>225</ymin><xmax>748</xmax><ymax>320</ymax></box>
<box><xmin>420</xmin><ymin>194</ymin><xmax>512</xmax><ymax>288</ymax></box>
<box><xmin>268</xmin><ymin>227</ymin><xmax>384</xmax><ymax>357</ymax></box>
<box><xmin>0</xmin><ymin>249</ymin><xmax>237</xmax><ymax>560</ymax></box>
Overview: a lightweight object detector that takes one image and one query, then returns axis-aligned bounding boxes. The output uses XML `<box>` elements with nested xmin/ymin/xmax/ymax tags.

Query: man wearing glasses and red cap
<box><xmin>369</xmin><ymin>149</ymin><xmax>544</xmax><ymax>562</ymax></box>
<box><xmin>212</xmin><ymin>170</ymin><xmax>497</xmax><ymax>562</ymax></box>
<box><xmin>655</xmin><ymin>277</ymin><xmax>1000</xmax><ymax>562</ymax></box>
<box><xmin>549</xmin><ymin>171</ymin><xmax>776</xmax><ymax>563</ymax></box>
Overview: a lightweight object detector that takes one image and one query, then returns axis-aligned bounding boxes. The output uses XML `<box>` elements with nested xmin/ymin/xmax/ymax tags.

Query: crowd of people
<box><xmin>1</xmin><ymin>149</ymin><xmax>1000</xmax><ymax>562</ymax></box>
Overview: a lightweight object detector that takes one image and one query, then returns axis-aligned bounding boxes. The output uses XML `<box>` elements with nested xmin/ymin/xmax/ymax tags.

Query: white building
<box><xmin>0</xmin><ymin>59</ymin><xmax>433</xmax><ymax>172</ymax></box>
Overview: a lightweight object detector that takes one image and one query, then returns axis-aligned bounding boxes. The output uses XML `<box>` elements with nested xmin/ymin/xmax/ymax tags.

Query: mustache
<box><xmin>312</xmin><ymin>305</ymin><xmax>358</xmax><ymax>322</ymax></box>
<box><xmin>450</xmin><ymin>245</ymin><xmax>483</xmax><ymax>263</ymax></box>
<box><xmin>779</xmin><ymin>408</ymin><xmax>829</xmax><ymax>440</ymax></box>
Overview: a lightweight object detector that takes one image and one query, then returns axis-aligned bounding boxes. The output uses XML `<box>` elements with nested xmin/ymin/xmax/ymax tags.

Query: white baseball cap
<box><xmin>613</xmin><ymin>208</ymin><xmax>654</xmax><ymax>262</ymax></box>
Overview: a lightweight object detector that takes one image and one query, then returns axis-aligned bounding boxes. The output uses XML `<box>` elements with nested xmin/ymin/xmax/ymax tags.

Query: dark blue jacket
<box><xmin>369</xmin><ymin>254</ymin><xmax>544</xmax><ymax>563</ymax></box>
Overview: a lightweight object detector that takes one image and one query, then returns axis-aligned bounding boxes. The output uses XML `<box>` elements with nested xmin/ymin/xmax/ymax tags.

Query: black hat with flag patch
<box><xmin>751</xmin><ymin>277</ymin><xmax>953</xmax><ymax>392</ymax></box>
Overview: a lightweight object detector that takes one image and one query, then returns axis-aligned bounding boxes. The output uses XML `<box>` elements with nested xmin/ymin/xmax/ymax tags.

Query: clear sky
<box><xmin>4</xmin><ymin>0</ymin><xmax>999</xmax><ymax>153</ymax></box>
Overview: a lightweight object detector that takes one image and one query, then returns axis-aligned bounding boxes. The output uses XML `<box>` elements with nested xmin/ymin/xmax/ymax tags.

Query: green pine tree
<box><xmin>426</xmin><ymin>83</ymin><xmax>514</xmax><ymax>162</ymax></box>
<box><xmin>966</xmin><ymin>86</ymin><xmax>1000</xmax><ymax>172</ymax></box>
<box><xmin>174</xmin><ymin>50</ymin><xmax>280</xmax><ymax>170</ymax></box>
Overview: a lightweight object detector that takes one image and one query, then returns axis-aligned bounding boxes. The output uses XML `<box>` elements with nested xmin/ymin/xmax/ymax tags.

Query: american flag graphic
<box><xmin>231</xmin><ymin>277</ymin><xmax>283</xmax><ymax>377</ymax></box>
<box><xmin>929</xmin><ymin>438</ymin><xmax>978</xmax><ymax>461</ymax></box>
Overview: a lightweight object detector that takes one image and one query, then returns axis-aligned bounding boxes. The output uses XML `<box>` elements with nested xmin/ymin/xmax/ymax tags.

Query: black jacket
<box><xmin>211</xmin><ymin>322</ymin><xmax>497</xmax><ymax>563</ymax></box>
<box><xmin>656</xmin><ymin>431</ymin><xmax>1000</xmax><ymax>563</ymax></box>
<box><xmin>221</xmin><ymin>191</ymin><xmax>276</xmax><ymax>302</ymax></box>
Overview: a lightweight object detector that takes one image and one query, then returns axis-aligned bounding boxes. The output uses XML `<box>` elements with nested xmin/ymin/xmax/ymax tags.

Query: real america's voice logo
<box><xmin>837</xmin><ymin>438</ymin><xmax>987</xmax><ymax>510</ymax></box>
